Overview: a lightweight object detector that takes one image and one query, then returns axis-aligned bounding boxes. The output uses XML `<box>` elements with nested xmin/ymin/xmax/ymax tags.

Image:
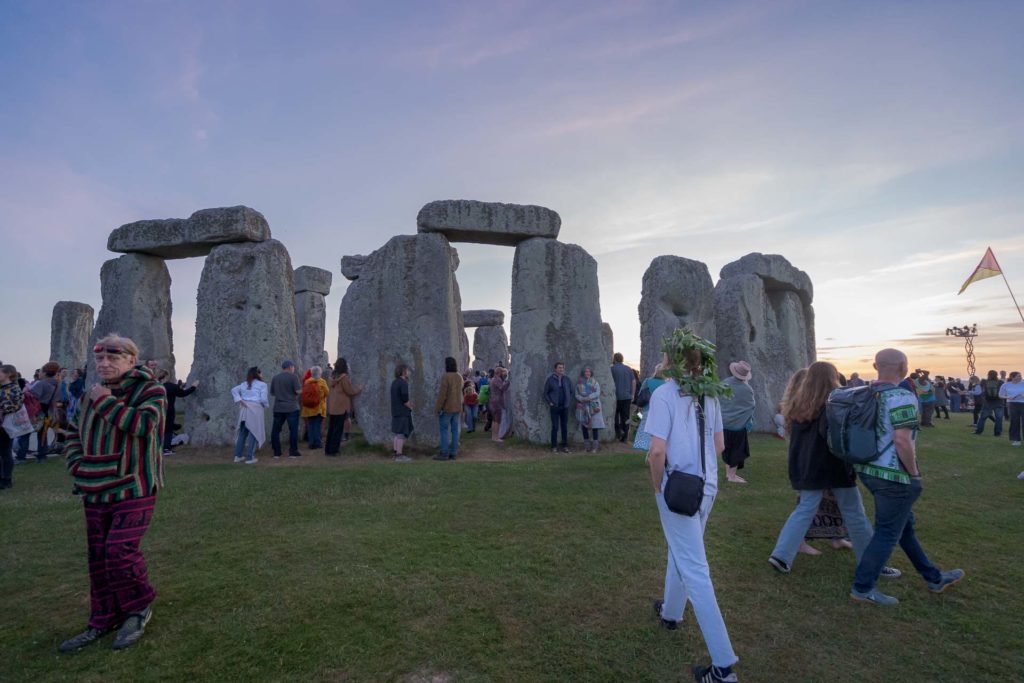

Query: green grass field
<box><xmin>2</xmin><ymin>412</ymin><xmax>1022</xmax><ymax>682</ymax></box>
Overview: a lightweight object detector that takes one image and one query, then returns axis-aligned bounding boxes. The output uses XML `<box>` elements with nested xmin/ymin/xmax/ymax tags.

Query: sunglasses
<box><xmin>93</xmin><ymin>345</ymin><xmax>129</xmax><ymax>355</ymax></box>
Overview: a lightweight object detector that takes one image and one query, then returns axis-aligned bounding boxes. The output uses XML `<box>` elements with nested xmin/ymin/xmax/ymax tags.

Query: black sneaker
<box><xmin>693</xmin><ymin>664</ymin><xmax>738</xmax><ymax>682</ymax></box>
<box><xmin>111</xmin><ymin>607</ymin><xmax>152</xmax><ymax>650</ymax></box>
<box><xmin>652</xmin><ymin>599</ymin><xmax>678</xmax><ymax>630</ymax></box>
<box><xmin>433</xmin><ymin>453</ymin><xmax>449</xmax><ymax>461</ymax></box>
<box><xmin>59</xmin><ymin>626</ymin><xmax>110</xmax><ymax>653</ymax></box>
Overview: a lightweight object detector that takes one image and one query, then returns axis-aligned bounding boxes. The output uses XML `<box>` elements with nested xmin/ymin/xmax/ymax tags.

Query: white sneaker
<box><xmin>393</xmin><ymin>455</ymin><xmax>412</xmax><ymax>463</ymax></box>
<box><xmin>1018</xmin><ymin>471</ymin><xmax>1024</xmax><ymax>480</ymax></box>
<box><xmin>245</xmin><ymin>458</ymin><xmax>258</xmax><ymax>465</ymax></box>
<box><xmin>233</xmin><ymin>456</ymin><xmax>244</xmax><ymax>463</ymax></box>
<box><xmin>1011</xmin><ymin>441</ymin><xmax>1022</xmax><ymax>446</ymax></box>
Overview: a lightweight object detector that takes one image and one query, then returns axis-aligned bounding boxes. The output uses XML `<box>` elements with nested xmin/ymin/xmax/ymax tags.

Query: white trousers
<box><xmin>656</xmin><ymin>492</ymin><xmax>738</xmax><ymax>668</ymax></box>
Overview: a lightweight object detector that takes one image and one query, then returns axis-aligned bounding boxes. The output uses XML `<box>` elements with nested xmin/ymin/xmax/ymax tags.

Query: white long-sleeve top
<box><xmin>231</xmin><ymin>379</ymin><xmax>269</xmax><ymax>407</ymax></box>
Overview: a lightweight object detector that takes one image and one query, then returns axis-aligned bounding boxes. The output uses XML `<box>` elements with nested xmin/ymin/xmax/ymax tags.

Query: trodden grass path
<box><xmin>1</xmin><ymin>413</ymin><xmax>1021</xmax><ymax>682</ymax></box>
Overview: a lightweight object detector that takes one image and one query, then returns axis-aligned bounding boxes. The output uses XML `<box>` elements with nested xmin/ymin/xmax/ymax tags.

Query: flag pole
<box><xmin>1002</xmin><ymin>272</ymin><xmax>1024</xmax><ymax>325</ymax></box>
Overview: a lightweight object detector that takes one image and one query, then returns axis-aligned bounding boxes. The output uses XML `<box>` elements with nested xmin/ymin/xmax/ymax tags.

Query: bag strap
<box><xmin>697</xmin><ymin>395</ymin><xmax>707</xmax><ymax>480</ymax></box>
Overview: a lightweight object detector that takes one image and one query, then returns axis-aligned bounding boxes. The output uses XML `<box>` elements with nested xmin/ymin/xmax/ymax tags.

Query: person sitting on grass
<box><xmin>59</xmin><ymin>334</ymin><xmax>166</xmax><ymax>652</ymax></box>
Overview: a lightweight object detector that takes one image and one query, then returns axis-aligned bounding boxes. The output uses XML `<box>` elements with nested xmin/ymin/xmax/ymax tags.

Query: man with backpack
<box><xmin>848</xmin><ymin>348</ymin><xmax>963</xmax><ymax>605</ymax></box>
<box><xmin>15</xmin><ymin>361</ymin><xmax>61</xmax><ymax>463</ymax></box>
<box><xmin>974</xmin><ymin>370</ymin><xmax>1005</xmax><ymax>437</ymax></box>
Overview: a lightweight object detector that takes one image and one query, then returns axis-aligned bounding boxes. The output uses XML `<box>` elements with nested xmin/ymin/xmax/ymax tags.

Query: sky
<box><xmin>1</xmin><ymin>0</ymin><xmax>1022</xmax><ymax>381</ymax></box>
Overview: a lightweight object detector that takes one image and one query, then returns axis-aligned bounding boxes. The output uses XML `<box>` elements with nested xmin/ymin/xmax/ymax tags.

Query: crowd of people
<box><xmin>3</xmin><ymin>329</ymin><xmax>1021</xmax><ymax>683</ymax></box>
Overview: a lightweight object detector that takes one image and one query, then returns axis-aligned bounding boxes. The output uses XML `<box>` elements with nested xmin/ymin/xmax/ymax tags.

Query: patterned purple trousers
<box><xmin>84</xmin><ymin>496</ymin><xmax>157</xmax><ymax>630</ymax></box>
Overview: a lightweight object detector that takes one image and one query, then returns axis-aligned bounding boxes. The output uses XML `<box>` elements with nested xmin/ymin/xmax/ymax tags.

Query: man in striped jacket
<box><xmin>59</xmin><ymin>334</ymin><xmax>167</xmax><ymax>653</ymax></box>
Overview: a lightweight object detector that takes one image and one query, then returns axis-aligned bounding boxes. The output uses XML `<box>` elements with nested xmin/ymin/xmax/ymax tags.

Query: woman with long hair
<box><xmin>767</xmin><ymin>362</ymin><xmax>875</xmax><ymax>574</ymax></box>
<box><xmin>230</xmin><ymin>366</ymin><xmax>268</xmax><ymax>464</ymax></box>
<box><xmin>326</xmin><ymin>358</ymin><xmax>364</xmax><ymax>455</ymax></box>
<box><xmin>575</xmin><ymin>366</ymin><xmax>605</xmax><ymax>452</ymax></box>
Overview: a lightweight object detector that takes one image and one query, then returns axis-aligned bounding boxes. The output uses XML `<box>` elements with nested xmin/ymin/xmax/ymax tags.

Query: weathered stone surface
<box><xmin>296</xmin><ymin>291</ymin><xmax>329</xmax><ymax>373</ymax></box>
<box><xmin>338</xmin><ymin>233</ymin><xmax>463</xmax><ymax>447</ymax></box>
<box><xmin>185</xmin><ymin>240</ymin><xmax>300</xmax><ymax>446</ymax></box>
<box><xmin>472</xmin><ymin>325</ymin><xmax>509</xmax><ymax>372</ymax></box>
<box><xmin>601</xmin><ymin>323</ymin><xmax>614</xmax><ymax>362</ymax></box>
<box><xmin>509</xmin><ymin>237</ymin><xmax>614</xmax><ymax>443</ymax></box>
<box><xmin>417</xmin><ymin>200</ymin><xmax>561</xmax><ymax>246</ymax></box>
<box><xmin>50</xmin><ymin>301</ymin><xmax>94</xmax><ymax>371</ymax></box>
<box><xmin>294</xmin><ymin>266</ymin><xmax>332</xmax><ymax>295</ymax></box>
<box><xmin>714</xmin><ymin>254</ymin><xmax>816</xmax><ymax>431</ymax></box>
<box><xmin>88</xmin><ymin>254</ymin><xmax>174</xmax><ymax>383</ymax></box>
<box><xmin>107</xmin><ymin>206</ymin><xmax>270</xmax><ymax>259</ymax></box>
<box><xmin>340</xmin><ymin>254</ymin><xmax>367</xmax><ymax>281</ymax></box>
<box><xmin>719</xmin><ymin>252</ymin><xmax>813</xmax><ymax>305</ymax></box>
<box><xmin>462</xmin><ymin>309</ymin><xmax>505</xmax><ymax>327</ymax></box>
<box><xmin>638</xmin><ymin>256</ymin><xmax>716</xmax><ymax>379</ymax></box>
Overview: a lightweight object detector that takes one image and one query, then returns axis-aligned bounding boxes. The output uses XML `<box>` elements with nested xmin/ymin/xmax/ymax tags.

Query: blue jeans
<box><xmin>770</xmin><ymin>487</ymin><xmax>874</xmax><ymax>567</ymax></box>
<box><xmin>306</xmin><ymin>415</ymin><xmax>323</xmax><ymax>448</ymax></box>
<box><xmin>234</xmin><ymin>421</ymin><xmax>258</xmax><ymax>461</ymax></box>
<box><xmin>974</xmin><ymin>404</ymin><xmax>1003</xmax><ymax>435</ymax></box>
<box><xmin>949</xmin><ymin>393</ymin><xmax>961</xmax><ymax>413</ymax></box>
<box><xmin>438</xmin><ymin>412</ymin><xmax>460</xmax><ymax>456</ymax></box>
<box><xmin>656</xmin><ymin>493</ymin><xmax>738</xmax><ymax>668</ymax></box>
<box><xmin>271</xmin><ymin>410</ymin><xmax>300</xmax><ymax>456</ymax></box>
<box><xmin>464</xmin><ymin>405</ymin><xmax>477</xmax><ymax>431</ymax></box>
<box><xmin>853</xmin><ymin>474</ymin><xmax>941</xmax><ymax>593</ymax></box>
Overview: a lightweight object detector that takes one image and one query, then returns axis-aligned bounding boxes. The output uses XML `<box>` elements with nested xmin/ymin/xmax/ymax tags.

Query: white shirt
<box><xmin>1000</xmin><ymin>380</ymin><xmax>1024</xmax><ymax>403</ymax></box>
<box><xmin>231</xmin><ymin>380</ymin><xmax>269</xmax><ymax>406</ymax></box>
<box><xmin>644</xmin><ymin>380</ymin><xmax>723</xmax><ymax>496</ymax></box>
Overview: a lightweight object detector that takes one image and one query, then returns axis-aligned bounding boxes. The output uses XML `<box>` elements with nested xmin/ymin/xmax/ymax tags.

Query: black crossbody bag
<box><xmin>662</xmin><ymin>395</ymin><xmax>706</xmax><ymax>517</ymax></box>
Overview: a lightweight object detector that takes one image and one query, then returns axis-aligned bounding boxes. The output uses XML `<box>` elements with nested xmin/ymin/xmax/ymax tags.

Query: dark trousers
<box><xmin>614</xmin><ymin>399</ymin><xmax>632</xmax><ymax>440</ymax></box>
<box><xmin>163</xmin><ymin>408</ymin><xmax>176</xmax><ymax>451</ymax></box>
<box><xmin>935</xmin><ymin>404</ymin><xmax>949</xmax><ymax>419</ymax></box>
<box><xmin>271</xmin><ymin>410</ymin><xmax>300</xmax><ymax>456</ymax></box>
<box><xmin>550</xmin><ymin>406</ymin><xmax>568</xmax><ymax>449</ymax></box>
<box><xmin>975</xmin><ymin>405</ymin><xmax>1003</xmax><ymax>435</ymax></box>
<box><xmin>85</xmin><ymin>496</ymin><xmax>157</xmax><ymax>630</ymax></box>
<box><xmin>853</xmin><ymin>475</ymin><xmax>940</xmax><ymax>593</ymax></box>
<box><xmin>0</xmin><ymin>430</ymin><xmax>12</xmax><ymax>486</ymax></box>
<box><xmin>325</xmin><ymin>413</ymin><xmax>347</xmax><ymax>454</ymax></box>
<box><xmin>1007</xmin><ymin>403</ymin><xmax>1023</xmax><ymax>442</ymax></box>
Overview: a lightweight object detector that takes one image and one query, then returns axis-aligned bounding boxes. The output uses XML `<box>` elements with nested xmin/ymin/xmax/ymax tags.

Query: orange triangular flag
<box><xmin>958</xmin><ymin>247</ymin><xmax>1002</xmax><ymax>295</ymax></box>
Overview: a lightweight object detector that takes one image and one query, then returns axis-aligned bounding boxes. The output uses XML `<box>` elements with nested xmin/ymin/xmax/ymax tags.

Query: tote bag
<box><xmin>3</xmin><ymin>405</ymin><xmax>35</xmax><ymax>438</ymax></box>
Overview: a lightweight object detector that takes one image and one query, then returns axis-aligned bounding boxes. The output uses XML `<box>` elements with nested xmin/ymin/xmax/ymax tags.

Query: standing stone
<box><xmin>294</xmin><ymin>266</ymin><xmax>332</xmax><ymax>372</ymax></box>
<box><xmin>50</xmin><ymin>302</ymin><xmax>95</xmax><ymax>371</ymax></box>
<box><xmin>601</xmin><ymin>323</ymin><xmax>614</xmax><ymax>362</ymax></box>
<box><xmin>638</xmin><ymin>256</ymin><xmax>716</xmax><ymax>379</ymax></box>
<box><xmin>714</xmin><ymin>253</ymin><xmax>815</xmax><ymax>431</ymax></box>
<box><xmin>338</xmin><ymin>233</ymin><xmax>464</xmax><ymax>448</ymax></box>
<box><xmin>472</xmin><ymin>325</ymin><xmax>510</xmax><ymax>372</ymax></box>
<box><xmin>417</xmin><ymin>200</ymin><xmax>561</xmax><ymax>246</ymax></box>
<box><xmin>509</xmin><ymin>237</ymin><xmax>614</xmax><ymax>444</ymax></box>
<box><xmin>185</xmin><ymin>240</ymin><xmax>300</xmax><ymax>447</ymax></box>
<box><xmin>107</xmin><ymin>206</ymin><xmax>270</xmax><ymax>259</ymax></box>
<box><xmin>88</xmin><ymin>254</ymin><xmax>174</xmax><ymax>382</ymax></box>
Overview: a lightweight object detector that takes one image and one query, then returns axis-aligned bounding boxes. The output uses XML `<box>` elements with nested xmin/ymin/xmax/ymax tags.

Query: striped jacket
<box><xmin>65</xmin><ymin>366</ymin><xmax>167</xmax><ymax>503</ymax></box>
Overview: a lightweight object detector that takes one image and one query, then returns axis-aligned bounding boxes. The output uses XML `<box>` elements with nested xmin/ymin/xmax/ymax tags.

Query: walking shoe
<box><xmin>880</xmin><ymin>566</ymin><xmax>902</xmax><ymax>578</ymax></box>
<box><xmin>449</xmin><ymin>453</ymin><xmax>457</xmax><ymax>460</ymax></box>
<box><xmin>245</xmin><ymin>458</ymin><xmax>259</xmax><ymax>465</ymax></box>
<box><xmin>768</xmin><ymin>556</ymin><xmax>790</xmax><ymax>574</ymax></box>
<box><xmin>433</xmin><ymin>453</ymin><xmax>449</xmax><ymax>461</ymax></box>
<box><xmin>652</xmin><ymin>599</ymin><xmax>679</xmax><ymax>630</ymax></box>
<box><xmin>111</xmin><ymin>607</ymin><xmax>152</xmax><ymax>650</ymax></box>
<box><xmin>233</xmin><ymin>456</ymin><xmax>245</xmax><ymax>463</ymax></box>
<box><xmin>560</xmin><ymin>447</ymin><xmax>571</xmax><ymax>453</ymax></box>
<box><xmin>273</xmin><ymin>454</ymin><xmax>281</xmax><ymax>459</ymax></box>
<box><xmin>927</xmin><ymin>569</ymin><xmax>965</xmax><ymax>593</ymax></box>
<box><xmin>58</xmin><ymin>626</ymin><xmax>110</xmax><ymax>653</ymax></box>
<box><xmin>288</xmin><ymin>453</ymin><xmax>301</xmax><ymax>459</ymax></box>
<box><xmin>551</xmin><ymin>448</ymin><xmax>559</xmax><ymax>453</ymax></box>
<box><xmin>393</xmin><ymin>455</ymin><xmax>412</xmax><ymax>462</ymax></box>
<box><xmin>692</xmin><ymin>664</ymin><xmax>738</xmax><ymax>682</ymax></box>
<box><xmin>163</xmin><ymin>449</ymin><xmax>175</xmax><ymax>456</ymax></box>
<box><xmin>1012</xmin><ymin>441</ymin><xmax>1022</xmax><ymax>446</ymax></box>
<box><xmin>1017</xmin><ymin>471</ymin><xmax>1024</xmax><ymax>480</ymax></box>
<box><xmin>850</xmin><ymin>587</ymin><xmax>899</xmax><ymax>605</ymax></box>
